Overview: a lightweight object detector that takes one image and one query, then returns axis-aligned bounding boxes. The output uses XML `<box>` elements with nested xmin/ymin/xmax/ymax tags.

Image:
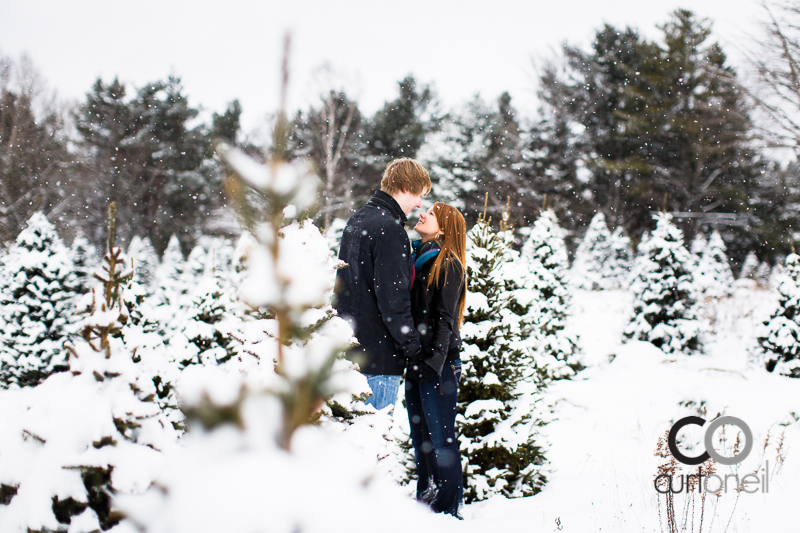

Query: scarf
<box><xmin>410</xmin><ymin>239</ymin><xmax>440</xmax><ymax>288</ymax></box>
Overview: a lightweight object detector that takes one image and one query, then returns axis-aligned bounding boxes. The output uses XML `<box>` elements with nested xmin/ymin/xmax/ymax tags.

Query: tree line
<box><xmin>3</xmin><ymin>7</ymin><xmax>800</xmax><ymax>267</ymax></box>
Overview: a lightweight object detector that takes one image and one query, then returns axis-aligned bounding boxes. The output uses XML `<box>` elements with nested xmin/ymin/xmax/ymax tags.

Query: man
<box><xmin>334</xmin><ymin>158</ymin><xmax>431</xmax><ymax>411</ymax></box>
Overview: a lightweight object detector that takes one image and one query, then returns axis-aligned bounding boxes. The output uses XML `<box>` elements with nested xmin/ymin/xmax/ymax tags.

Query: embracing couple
<box><xmin>334</xmin><ymin>158</ymin><xmax>466</xmax><ymax>518</ymax></box>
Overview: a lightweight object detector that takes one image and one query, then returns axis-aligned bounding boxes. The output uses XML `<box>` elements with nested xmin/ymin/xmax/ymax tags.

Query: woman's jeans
<box><xmin>405</xmin><ymin>360</ymin><xmax>463</xmax><ymax>516</ymax></box>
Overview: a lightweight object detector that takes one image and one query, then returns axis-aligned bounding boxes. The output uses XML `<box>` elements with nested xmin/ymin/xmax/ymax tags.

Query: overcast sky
<box><xmin>2</xmin><ymin>0</ymin><xmax>770</xmax><ymax>133</ymax></box>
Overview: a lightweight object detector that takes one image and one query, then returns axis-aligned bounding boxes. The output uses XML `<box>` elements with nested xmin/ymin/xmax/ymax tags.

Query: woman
<box><xmin>406</xmin><ymin>202</ymin><xmax>467</xmax><ymax>518</ymax></box>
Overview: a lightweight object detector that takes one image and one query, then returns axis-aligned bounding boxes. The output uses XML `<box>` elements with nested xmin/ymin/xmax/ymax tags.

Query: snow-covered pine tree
<box><xmin>768</xmin><ymin>259</ymin><xmax>784</xmax><ymax>289</ymax></box>
<box><xmin>496</xmin><ymin>199</ymin><xmax>550</xmax><ymax>384</ymax></box>
<box><xmin>149</xmin><ymin>235</ymin><xmax>191</xmax><ymax>339</ymax></box>
<box><xmin>172</xmin><ymin>264</ymin><xmax>238</xmax><ymax>368</ymax></box>
<box><xmin>70</xmin><ymin>231</ymin><xmax>97</xmax><ymax>294</ymax></box>
<box><xmin>739</xmin><ymin>251</ymin><xmax>759</xmax><ymax>280</ymax></box>
<box><xmin>323</xmin><ymin>217</ymin><xmax>348</xmax><ymax>257</ymax></box>
<box><xmin>638</xmin><ymin>230</ymin><xmax>652</xmax><ymax>253</ymax></box>
<box><xmin>695</xmin><ymin>230</ymin><xmax>734</xmax><ymax>298</ymax></box>
<box><xmin>607</xmin><ymin>226</ymin><xmax>634</xmax><ymax>289</ymax></box>
<box><xmin>458</xmin><ymin>211</ymin><xmax>546</xmax><ymax>503</ymax></box>
<box><xmin>127</xmin><ymin>235</ymin><xmax>159</xmax><ymax>292</ymax></box>
<box><xmin>624</xmin><ymin>212</ymin><xmax>704</xmax><ymax>354</ymax></box>
<box><xmin>757</xmin><ymin>253</ymin><xmax>800</xmax><ymax>378</ymax></box>
<box><xmin>154</xmin><ymin>235</ymin><xmax>187</xmax><ymax>308</ymax></box>
<box><xmin>0</xmin><ymin>212</ymin><xmax>82</xmax><ymax>388</ymax></box>
<box><xmin>690</xmin><ymin>232</ymin><xmax>707</xmax><ymax>269</ymax></box>
<box><xmin>182</xmin><ymin>244</ymin><xmax>209</xmax><ymax>286</ymax></box>
<box><xmin>0</xmin><ymin>203</ymin><xmax>178</xmax><ymax>532</ymax></box>
<box><xmin>758</xmin><ymin>261</ymin><xmax>773</xmax><ymax>288</ymax></box>
<box><xmin>521</xmin><ymin>209</ymin><xmax>581</xmax><ymax>382</ymax></box>
<box><xmin>119</xmin><ymin>273</ymin><xmax>180</xmax><ymax>426</ymax></box>
<box><xmin>571</xmin><ymin>212</ymin><xmax>613</xmax><ymax>290</ymax></box>
<box><xmin>197</xmin><ymin>236</ymin><xmax>236</xmax><ymax>282</ymax></box>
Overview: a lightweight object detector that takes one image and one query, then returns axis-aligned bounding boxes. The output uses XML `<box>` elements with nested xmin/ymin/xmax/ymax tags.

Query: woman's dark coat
<box><xmin>409</xmin><ymin>245</ymin><xmax>464</xmax><ymax>379</ymax></box>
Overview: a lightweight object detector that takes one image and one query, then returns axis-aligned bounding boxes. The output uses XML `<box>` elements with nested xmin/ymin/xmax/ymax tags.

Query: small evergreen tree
<box><xmin>0</xmin><ymin>212</ymin><xmax>82</xmax><ymax>388</ymax></box>
<box><xmin>457</xmin><ymin>213</ymin><xmax>546</xmax><ymax>502</ymax></box>
<box><xmin>571</xmin><ymin>212</ymin><xmax>613</xmax><ymax>290</ymax></box>
<box><xmin>521</xmin><ymin>209</ymin><xmax>581</xmax><ymax>381</ymax></box>
<box><xmin>70</xmin><ymin>231</ymin><xmax>97</xmax><ymax>294</ymax></box>
<box><xmin>757</xmin><ymin>253</ymin><xmax>800</xmax><ymax>378</ymax></box>
<box><xmin>607</xmin><ymin>226</ymin><xmax>634</xmax><ymax>288</ymax></box>
<box><xmin>739</xmin><ymin>251</ymin><xmax>759</xmax><ymax>280</ymax></box>
<box><xmin>173</xmin><ymin>267</ymin><xmax>238</xmax><ymax>367</ymax></box>
<box><xmin>695</xmin><ymin>230</ymin><xmax>734</xmax><ymax>298</ymax></box>
<box><xmin>127</xmin><ymin>235</ymin><xmax>159</xmax><ymax>291</ymax></box>
<box><xmin>757</xmin><ymin>261</ymin><xmax>772</xmax><ymax>287</ymax></box>
<box><xmin>183</xmin><ymin>244</ymin><xmax>209</xmax><ymax>284</ymax></box>
<box><xmin>690</xmin><ymin>232</ymin><xmax>707</xmax><ymax>266</ymax></box>
<box><xmin>624</xmin><ymin>212</ymin><xmax>704</xmax><ymax>354</ymax></box>
<box><xmin>155</xmin><ymin>235</ymin><xmax>187</xmax><ymax>308</ymax></box>
<box><xmin>151</xmin><ymin>235</ymin><xmax>191</xmax><ymax>340</ymax></box>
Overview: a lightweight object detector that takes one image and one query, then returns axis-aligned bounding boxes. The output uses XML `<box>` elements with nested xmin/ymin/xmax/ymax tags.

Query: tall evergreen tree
<box><xmin>75</xmin><ymin>76</ymin><xmax>226</xmax><ymax>252</ymax></box>
<box><xmin>520</xmin><ymin>62</ymin><xmax>587</xmax><ymax>231</ymax></box>
<box><xmin>538</xmin><ymin>11</ymin><xmax>761</xmax><ymax>251</ymax></box>
<box><xmin>210</xmin><ymin>99</ymin><xmax>242</xmax><ymax>145</ymax></box>
<box><xmin>364</xmin><ymin>76</ymin><xmax>437</xmax><ymax>162</ymax></box>
<box><xmin>421</xmin><ymin>98</ymin><xmax>492</xmax><ymax>212</ymax></box>
<box><xmin>424</xmin><ymin>94</ymin><xmax>532</xmax><ymax>223</ymax></box>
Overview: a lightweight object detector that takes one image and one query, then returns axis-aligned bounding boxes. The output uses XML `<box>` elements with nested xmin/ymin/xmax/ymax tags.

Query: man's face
<box><xmin>393</xmin><ymin>190</ymin><xmax>424</xmax><ymax>216</ymax></box>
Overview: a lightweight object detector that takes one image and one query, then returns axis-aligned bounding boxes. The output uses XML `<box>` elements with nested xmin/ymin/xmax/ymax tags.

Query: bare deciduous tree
<box><xmin>749</xmin><ymin>1</ymin><xmax>800</xmax><ymax>152</ymax></box>
<box><xmin>0</xmin><ymin>54</ymin><xmax>74</xmax><ymax>243</ymax></box>
<box><xmin>319</xmin><ymin>90</ymin><xmax>358</xmax><ymax>229</ymax></box>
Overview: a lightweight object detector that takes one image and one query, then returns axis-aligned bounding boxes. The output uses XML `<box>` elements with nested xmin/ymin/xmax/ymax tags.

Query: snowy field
<box><xmin>438</xmin><ymin>286</ymin><xmax>799</xmax><ymax>532</ymax></box>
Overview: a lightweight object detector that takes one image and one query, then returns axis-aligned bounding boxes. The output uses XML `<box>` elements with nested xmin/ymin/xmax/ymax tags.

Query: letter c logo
<box><xmin>667</xmin><ymin>416</ymin><xmax>753</xmax><ymax>466</ymax></box>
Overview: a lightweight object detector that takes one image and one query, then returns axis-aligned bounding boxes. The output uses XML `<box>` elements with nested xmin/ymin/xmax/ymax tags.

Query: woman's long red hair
<box><xmin>427</xmin><ymin>202</ymin><xmax>467</xmax><ymax>329</ymax></box>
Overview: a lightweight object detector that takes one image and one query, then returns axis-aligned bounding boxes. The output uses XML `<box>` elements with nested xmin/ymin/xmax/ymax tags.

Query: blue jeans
<box><xmin>363</xmin><ymin>374</ymin><xmax>401</xmax><ymax>411</ymax></box>
<box><xmin>405</xmin><ymin>360</ymin><xmax>463</xmax><ymax>516</ymax></box>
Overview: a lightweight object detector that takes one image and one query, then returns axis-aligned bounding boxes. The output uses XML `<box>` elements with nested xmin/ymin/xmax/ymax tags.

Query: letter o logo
<box><xmin>667</xmin><ymin>416</ymin><xmax>752</xmax><ymax>466</ymax></box>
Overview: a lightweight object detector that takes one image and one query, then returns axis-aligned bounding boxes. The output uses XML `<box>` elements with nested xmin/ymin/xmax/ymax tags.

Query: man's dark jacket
<box><xmin>334</xmin><ymin>191</ymin><xmax>421</xmax><ymax>375</ymax></box>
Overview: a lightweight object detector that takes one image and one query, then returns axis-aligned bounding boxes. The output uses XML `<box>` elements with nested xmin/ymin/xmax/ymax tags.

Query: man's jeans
<box><xmin>364</xmin><ymin>374</ymin><xmax>401</xmax><ymax>411</ymax></box>
<box><xmin>405</xmin><ymin>360</ymin><xmax>463</xmax><ymax>516</ymax></box>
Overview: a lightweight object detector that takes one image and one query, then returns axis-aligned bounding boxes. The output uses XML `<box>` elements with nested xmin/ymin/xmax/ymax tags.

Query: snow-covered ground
<box><xmin>2</xmin><ymin>268</ymin><xmax>798</xmax><ymax>531</ymax></box>
<box><xmin>447</xmin><ymin>287</ymin><xmax>799</xmax><ymax>532</ymax></box>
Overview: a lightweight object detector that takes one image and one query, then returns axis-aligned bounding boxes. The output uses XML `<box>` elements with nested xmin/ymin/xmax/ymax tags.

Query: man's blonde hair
<box><xmin>380</xmin><ymin>158</ymin><xmax>431</xmax><ymax>196</ymax></box>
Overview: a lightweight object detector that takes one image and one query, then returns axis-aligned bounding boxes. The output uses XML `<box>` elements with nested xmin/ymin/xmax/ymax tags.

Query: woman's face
<box><xmin>415</xmin><ymin>206</ymin><xmax>441</xmax><ymax>241</ymax></box>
